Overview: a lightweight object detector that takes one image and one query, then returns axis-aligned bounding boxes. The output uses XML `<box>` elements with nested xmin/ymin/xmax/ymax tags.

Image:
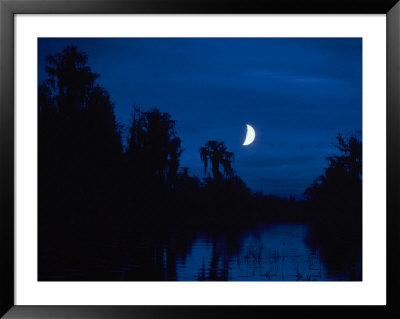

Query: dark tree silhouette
<box><xmin>303</xmin><ymin>131</ymin><xmax>362</xmax><ymax>280</ymax></box>
<box><xmin>126</xmin><ymin>105</ymin><xmax>182</xmax><ymax>188</ymax></box>
<box><xmin>38</xmin><ymin>45</ymin><xmax>122</xmax><ymax>228</ymax></box>
<box><xmin>199</xmin><ymin>141</ymin><xmax>234</xmax><ymax>183</ymax></box>
<box><xmin>304</xmin><ymin>131</ymin><xmax>362</xmax><ymax>211</ymax></box>
<box><xmin>45</xmin><ymin>46</ymin><xmax>99</xmax><ymax>115</ymax></box>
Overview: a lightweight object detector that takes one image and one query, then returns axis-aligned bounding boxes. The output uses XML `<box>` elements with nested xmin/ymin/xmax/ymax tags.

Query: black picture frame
<box><xmin>1</xmin><ymin>0</ymin><xmax>399</xmax><ymax>318</ymax></box>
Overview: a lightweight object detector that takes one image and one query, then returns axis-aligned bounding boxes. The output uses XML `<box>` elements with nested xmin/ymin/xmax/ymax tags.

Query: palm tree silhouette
<box><xmin>199</xmin><ymin>141</ymin><xmax>234</xmax><ymax>183</ymax></box>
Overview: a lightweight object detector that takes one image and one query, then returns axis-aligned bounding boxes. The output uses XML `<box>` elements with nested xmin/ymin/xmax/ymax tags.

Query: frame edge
<box><xmin>0</xmin><ymin>0</ymin><xmax>15</xmax><ymax>317</ymax></box>
<box><xmin>1</xmin><ymin>0</ymin><xmax>400</xmax><ymax>318</ymax></box>
<box><xmin>387</xmin><ymin>1</ymin><xmax>400</xmax><ymax>317</ymax></box>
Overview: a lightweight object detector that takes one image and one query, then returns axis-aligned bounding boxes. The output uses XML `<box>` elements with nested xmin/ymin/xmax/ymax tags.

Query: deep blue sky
<box><xmin>38</xmin><ymin>38</ymin><xmax>362</xmax><ymax>198</ymax></box>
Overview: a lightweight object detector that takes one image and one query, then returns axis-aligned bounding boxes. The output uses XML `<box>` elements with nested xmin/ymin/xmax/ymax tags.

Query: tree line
<box><xmin>38</xmin><ymin>46</ymin><xmax>362</xmax><ymax>245</ymax></box>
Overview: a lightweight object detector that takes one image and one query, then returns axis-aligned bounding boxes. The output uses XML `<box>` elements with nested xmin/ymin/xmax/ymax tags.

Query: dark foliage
<box><xmin>303</xmin><ymin>132</ymin><xmax>362</xmax><ymax>279</ymax></box>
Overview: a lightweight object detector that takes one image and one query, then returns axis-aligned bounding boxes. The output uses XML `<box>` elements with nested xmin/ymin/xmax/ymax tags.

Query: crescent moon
<box><xmin>243</xmin><ymin>124</ymin><xmax>256</xmax><ymax>146</ymax></box>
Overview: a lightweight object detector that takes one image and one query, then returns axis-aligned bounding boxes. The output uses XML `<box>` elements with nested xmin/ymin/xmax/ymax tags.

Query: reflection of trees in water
<box><xmin>38</xmin><ymin>222</ymin><xmax>359</xmax><ymax>281</ymax></box>
<box><xmin>306</xmin><ymin>235</ymin><xmax>361</xmax><ymax>281</ymax></box>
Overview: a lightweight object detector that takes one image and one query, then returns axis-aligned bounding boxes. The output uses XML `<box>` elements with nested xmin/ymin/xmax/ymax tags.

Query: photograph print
<box><xmin>38</xmin><ymin>38</ymin><xmax>362</xmax><ymax>281</ymax></box>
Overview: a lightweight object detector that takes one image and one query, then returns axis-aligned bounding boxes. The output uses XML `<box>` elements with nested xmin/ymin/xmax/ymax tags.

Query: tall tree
<box><xmin>126</xmin><ymin>106</ymin><xmax>182</xmax><ymax>188</ymax></box>
<box><xmin>304</xmin><ymin>131</ymin><xmax>362</xmax><ymax>209</ymax></box>
<box><xmin>38</xmin><ymin>45</ymin><xmax>123</xmax><ymax>223</ymax></box>
<box><xmin>199</xmin><ymin>141</ymin><xmax>234</xmax><ymax>183</ymax></box>
<box><xmin>45</xmin><ymin>45</ymin><xmax>99</xmax><ymax>115</ymax></box>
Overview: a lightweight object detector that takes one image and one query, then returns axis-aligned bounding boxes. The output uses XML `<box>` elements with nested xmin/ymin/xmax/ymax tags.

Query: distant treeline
<box><xmin>38</xmin><ymin>45</ymin><xmax>362</xmax><ymax>257</ymax></box>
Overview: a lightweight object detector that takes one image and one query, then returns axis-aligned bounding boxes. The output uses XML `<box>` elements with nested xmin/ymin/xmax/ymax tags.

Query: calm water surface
<box><xmin>40</xmin><ymin>223</ymin><xmax>360</xmax><ymax>281</ymax></box>
<box><xmin>174</xmin><ymin>224</ymin><xmax>332</xmax><ymax>281</ymax></box>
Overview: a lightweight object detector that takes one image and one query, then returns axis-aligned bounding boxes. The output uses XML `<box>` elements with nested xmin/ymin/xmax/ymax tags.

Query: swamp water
<box><xmin>40</xmin><ymin>223</ymin><xmax>360</xmax><ymax>281</ymax></box>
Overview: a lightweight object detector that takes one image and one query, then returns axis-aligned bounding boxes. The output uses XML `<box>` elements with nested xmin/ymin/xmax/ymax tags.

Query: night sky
<box><xmin>38</xmin><ymin>38</ymin><xmax>362</xmax><ymax>198</ymax></box>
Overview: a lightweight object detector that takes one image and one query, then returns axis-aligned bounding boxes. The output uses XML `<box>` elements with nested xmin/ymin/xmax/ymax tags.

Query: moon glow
<box><xmin>243</xmin><ymin>124</ymin><xmax>256</xmax><ymax>146</ymax></box>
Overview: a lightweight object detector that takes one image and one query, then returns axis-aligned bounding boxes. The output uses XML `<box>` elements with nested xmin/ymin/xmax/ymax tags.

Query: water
<box><xmin>39</xmin><ymin>223</ymin><xmax>361</xmax><ymax>281</ymax></box>
<box><xmin>175</xmin><ymin>224</ymin><xmax>327</xmax><ymax>281</ymax></box>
